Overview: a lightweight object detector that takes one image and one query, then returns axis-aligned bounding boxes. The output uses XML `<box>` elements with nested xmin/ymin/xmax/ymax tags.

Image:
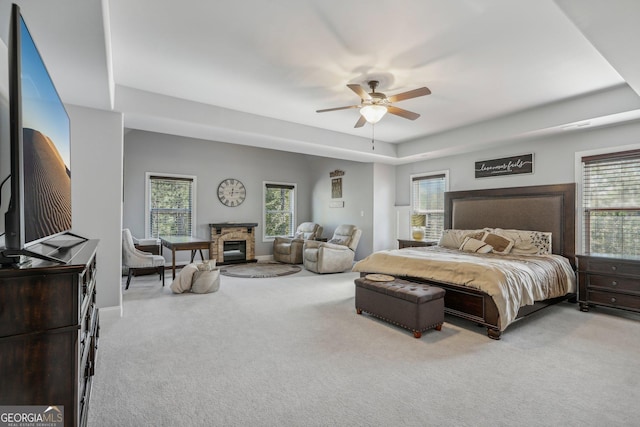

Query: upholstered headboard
<box><xmin>444</xmin><ymin>183</ymin><xmax>576</xmax><ymax>266</ymax></box>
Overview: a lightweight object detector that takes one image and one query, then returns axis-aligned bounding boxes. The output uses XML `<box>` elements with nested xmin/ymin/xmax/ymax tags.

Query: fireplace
<box><xmin>209</xmin><ymin>223</ymin><xmax>258</xmax><ymax>265</ymax></box>
<box><xmin>223</xmin><ymin>241</ymin><xmax>246</xmax><ymax>262</ymax></box>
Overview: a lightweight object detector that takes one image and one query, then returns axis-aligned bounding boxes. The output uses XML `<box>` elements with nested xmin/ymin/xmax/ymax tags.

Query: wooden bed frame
<box><xmin>399</xmin><ymin>183</ymin><xmax>576</xmax><ymax>340</ymax></box>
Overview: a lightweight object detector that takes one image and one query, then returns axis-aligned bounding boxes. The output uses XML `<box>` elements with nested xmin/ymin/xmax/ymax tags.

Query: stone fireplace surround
<box><xmin>209</xmin><ymin>223</ymin><xmax>258</xmax><ymax>265</ymax></box>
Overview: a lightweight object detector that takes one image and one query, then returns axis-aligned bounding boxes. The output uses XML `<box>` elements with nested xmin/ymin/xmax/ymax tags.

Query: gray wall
<box><xmin>68</xmin><ymin>105</ymin><xmax>124</xmax><ymax>311</ymax></box>
<box><xmin>372</xmin><ymin>163</ymin><xmax>395</xmax><ymax>253</ymax></box>
<box><xmin>308</xmin><ymin>158</ymin><xmax>374</xmax><ymax>261</ymax></box>
<box><xmin>123</xmin><ymin>131</ymin><xmax>377</xmax><ymax>263</ymax></box>
<box><xmin>395</xmin><ymin>120</ymin><xmax>640</xmax><ymax>204</ymax></box>
<box><xmin>124</xmin><ymin>130</ymin><xmax>323</xmax><ymax>261</ymax></box>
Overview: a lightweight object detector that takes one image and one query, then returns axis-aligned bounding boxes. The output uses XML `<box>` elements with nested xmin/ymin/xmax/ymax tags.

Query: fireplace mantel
<box><xmin>210</xmin><ymin>222</ymin><xmax>258</xmax><ymax>233</ymax></box>
<box><xmin>209</xmin><ymin>223</ymin><xmax>258</xmax><ymax>265</ymax></box>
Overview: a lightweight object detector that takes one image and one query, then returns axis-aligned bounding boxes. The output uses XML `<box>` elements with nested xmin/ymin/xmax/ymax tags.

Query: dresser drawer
<box><xmin>580</xmin><ymin>258</ymin><xmax>640</xmax><ymax>276</ymax></box>
<box><xmin>588</xmin><ymin>290</ymin><xmax>640</xmax><ymax>311</ymax></box>
<box><xmin>586</xmin><ymin>274</ymin><xmax>640</xmax><ymax>293</ymax></box>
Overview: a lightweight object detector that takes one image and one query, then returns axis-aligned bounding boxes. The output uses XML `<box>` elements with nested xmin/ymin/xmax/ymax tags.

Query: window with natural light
<box><xmin>582</xmin><ymin>150</ymin><xmax>640</xmax><ymax>257</ymax></box>
<box><xmin>146</xmin><ymin>174</ymin><xmax>196</xmax><ymax>238</ymax></box>
<box><xmin>411</xmin><ymin>173</ymin><xmax>447</xmax><ymax>240</ymax></box>
<box><xmin>263</xmin><ymin>182</ymin><xmax>296</xmax><ymax>240</ymax></box>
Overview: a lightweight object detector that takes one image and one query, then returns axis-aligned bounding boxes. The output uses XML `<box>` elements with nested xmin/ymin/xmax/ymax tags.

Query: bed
<box><xmin>353</xmin><ymin>183</ymin><xmax>577</xmax><ymax>339</ymax></box>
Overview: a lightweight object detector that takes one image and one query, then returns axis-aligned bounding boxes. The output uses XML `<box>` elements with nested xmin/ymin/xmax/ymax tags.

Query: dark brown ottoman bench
<box><xmin>354</xmin><ymin>275</ymin><xmax>445</xmax><ymax>338</ymax></box>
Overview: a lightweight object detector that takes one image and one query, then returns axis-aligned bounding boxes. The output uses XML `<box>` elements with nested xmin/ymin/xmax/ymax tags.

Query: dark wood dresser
<box><xmin>397</xmin><ymin>239</ymin><xmax>438</xmax><ymax>249</ymax></box>
<box><xmin>0</xmin><ymin>240</ymin><xmax>99</xmax><ymax>427</ymax></box>
<box><xmin>576</xmin><ymin>254</ymin><xmax>640</xmax><ymax>313</ymax></box>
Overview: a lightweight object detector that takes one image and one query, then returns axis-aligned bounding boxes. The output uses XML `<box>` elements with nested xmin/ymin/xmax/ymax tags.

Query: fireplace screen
<box><xmin>223</xmin><ymin>240</ymin><xmax>246</xmax><ymax>262</ymax></box>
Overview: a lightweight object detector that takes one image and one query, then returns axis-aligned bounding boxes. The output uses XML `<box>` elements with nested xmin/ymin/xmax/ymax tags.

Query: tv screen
<box><xmin>3</xmin><ymin>4</ymin><xmax>71</xmax><ymax>253</ymax></box>
<box><xmin>19</xmin><ymin>12</ymin><xmax>71</xmax><ymax>245</ymax></box>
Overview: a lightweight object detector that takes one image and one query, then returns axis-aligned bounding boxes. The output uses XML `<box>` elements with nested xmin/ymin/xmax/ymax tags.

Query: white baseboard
<box><xmin>98</xmin><ymin>304</ymin><xmax>123</xmax><ymax>319</ymax></box>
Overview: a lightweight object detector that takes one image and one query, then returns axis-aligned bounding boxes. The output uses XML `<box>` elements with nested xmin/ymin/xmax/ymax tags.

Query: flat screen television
<box><xmin>1</xmin><ymin>4</ymin><xmax>82</xmax><ymax>265</ymax></box>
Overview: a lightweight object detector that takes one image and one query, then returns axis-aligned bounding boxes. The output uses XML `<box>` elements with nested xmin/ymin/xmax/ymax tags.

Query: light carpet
<box><xmin>89</xmin><ymin>268</ymin><xmax>640</xmax><ymax>426</ymax></box>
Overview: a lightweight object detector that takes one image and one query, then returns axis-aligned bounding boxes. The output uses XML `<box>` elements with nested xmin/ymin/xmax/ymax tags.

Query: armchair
<box><xmin>273</xmin><ymin>222</ymin><xmax>323</xmax><ymax>264</ymax></box>
<box><xmin>303</xmin><ymin>224</ymin><xmax>361</xmax><ymax>273</ymax></box>
<box><xmin>122</xmin><ymin>229</ymin><xmax>165</xmax><ymax>289</ymax></box>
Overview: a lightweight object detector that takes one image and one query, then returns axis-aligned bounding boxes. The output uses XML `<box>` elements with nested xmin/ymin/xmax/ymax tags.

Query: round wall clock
<box><xmin>217</xmin><ymin>178</ymin><xmax>246</xmax><ymax>207</ymax></box>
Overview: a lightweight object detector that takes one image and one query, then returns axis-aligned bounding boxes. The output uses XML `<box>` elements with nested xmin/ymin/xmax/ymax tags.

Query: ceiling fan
<box><xmin>316</xmin><ymin>80</ymin><xmax>431</xmax><ymax>128</ymax></box>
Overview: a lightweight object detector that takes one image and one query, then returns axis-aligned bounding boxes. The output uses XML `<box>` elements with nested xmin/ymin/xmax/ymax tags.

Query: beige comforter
<box><xmin>352</xmin><ymin>246</ymin><xmax>576</xmax><ymax>330</ymax></box>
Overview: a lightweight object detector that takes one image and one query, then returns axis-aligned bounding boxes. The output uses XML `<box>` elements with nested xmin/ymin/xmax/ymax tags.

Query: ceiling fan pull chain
<box><xmin>371</xmin><ymin>124</ymin><xmax>375</xmax><ymax>150</ymax></box>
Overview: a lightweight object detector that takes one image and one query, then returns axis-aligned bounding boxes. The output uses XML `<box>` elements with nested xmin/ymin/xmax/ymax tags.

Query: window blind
<box><xmin>411</xmin><ymin>174</ymin><xmax>446</xmax><ymax>240</ymax></box>
<box><xmin>264</xmin><ymin>183</ymin><xmax>296</xmax><ymax>238</ymax></box>
<box><xmin>582</xmin><ymin>149</ymin><xmax>640</xmax><ymax>257</ymax></box>
<box><xmin>148</xmin><ymin>176</ymin><xmax>194</xmax><ymax>238</ymax></box>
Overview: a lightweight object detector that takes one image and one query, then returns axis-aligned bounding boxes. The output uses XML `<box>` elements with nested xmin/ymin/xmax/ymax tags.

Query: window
<box><xmin>411</xmin><ymin>172</ymin><xmax>447</xmax><ymax>240</ymax></box>
<box><xmin>263</xmin><ymin>182</ymin><xmax>296</xmax><ymax>240</ymax></box>
<box><xmin>582</xmin><ymin>149</ymin><xmax>640</xmax><ymax>257</ymax></box>
<box><xmin>145</xmin><ymin>173</ymin><xmax>196</xmax><ymax>238</ymax></box>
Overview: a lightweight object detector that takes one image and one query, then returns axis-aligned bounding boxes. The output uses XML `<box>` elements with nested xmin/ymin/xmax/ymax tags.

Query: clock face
<box><xmin>217</xmin><ymin>178</ymin><xmax>246</xmax><ymax>207</ymax></box>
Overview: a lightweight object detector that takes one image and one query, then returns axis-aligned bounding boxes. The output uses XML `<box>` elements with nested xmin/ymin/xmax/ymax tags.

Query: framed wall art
<box><xmin>475</xmin><ymin>153</ymin><xmax>534</xmax><ymax>178</ymax></box>
<box><xmin>330</xmin><ymin>169</ymin><xmax>345</xmax><ymax>198</ymax></box>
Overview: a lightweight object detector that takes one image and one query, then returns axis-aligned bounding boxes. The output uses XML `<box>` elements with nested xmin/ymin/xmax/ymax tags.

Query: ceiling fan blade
<box><xmin>316</xmin><ymin>105</ymin><xmax>360</xmax><ymax>113</ymax></box>
<box><xmin>354</xmin><ymin>115</ymin><xmax>367</xmax><ymax>128</ymax></box>
<box><xmin>387</xmin><ymin>87</ymin><xmax>431</xmax><ymax>103</ymax></box>
<box><xmin>347</xmin><ymin>84</ymin><xmax>372</xmax><ymax>101</ymax></box>
<box><xmin>387</xmin><ymin>105</ymin><xmax>420</xmax><ymax>120</ymax></box>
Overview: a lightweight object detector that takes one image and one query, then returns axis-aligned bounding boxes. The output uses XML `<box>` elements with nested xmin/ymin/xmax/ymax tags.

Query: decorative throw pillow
<box><xmin>192</xmin><ymin>269</ymin><xmax>220</xmax><ymax>294</ymax></box>
<box><xmin>459</xmin><ymin>237</ymin><xmax>494</xmax><ymax>253</ymax></box>
<box><xmin>170</xmin><ymin>263</ymin><xmax>199</xmax><ymax>293</ymax></box>
<box><xmin>439</xmin><ymin>229</ymin><xmax>488</xmax><ymax>249</ymax></box>
<box><xmin>492</xmin><ymin>229</ymin><xmax>552</xmax><ymax>255</ymax></box>
<box><xmin>197</xmin><ymin>259</ymin><xmax>217</xmax><ymax>271</ymax></box>
<box><xmin>329</xmin><ymin>237</ymin><xmax>349</xmax><ymax>246</ymax></box>
<box><xmin>481</xmin><ymin>232</ymin><xmax>514</xmax><ymax>254</ymax></box>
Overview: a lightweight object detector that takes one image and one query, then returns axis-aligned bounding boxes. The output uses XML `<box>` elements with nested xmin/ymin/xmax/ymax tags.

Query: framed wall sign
<box><xmin>475</xmin><ymin>154</ymin><xmax>534</xmax><ymax>178</ymax></box>
<box><xmin>330</xmin><ymin>169</ymin><xmax>345</xmax><ymax>199</ymax></box>
<box><xmin>331</xmin><ymin>178</ymin><xmax>342</xmax><ymax>198</ymax></box>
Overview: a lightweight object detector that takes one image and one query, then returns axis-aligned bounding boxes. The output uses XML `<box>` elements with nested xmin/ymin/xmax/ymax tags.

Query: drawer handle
<box><xmin>610</xmin><ymin>297</ymin><xmax>617</xmax><ymax>303</ymax></box>
<box><xmin>612</xmin><ymin>281</ymin><xmax>618</xmax><ymax>286</ymax></box>
<box><xmin>611</xmin><ymin>265</ymin><xmax>617</xmax><ymax>271</ymax></box>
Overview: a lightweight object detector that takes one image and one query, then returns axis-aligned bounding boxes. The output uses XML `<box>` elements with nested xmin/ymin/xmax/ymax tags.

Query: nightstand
<box><xmin>397</xmin><ymin>239</ymin><xmax>438</xmax><ymax>249</ymax></box>
<box><xmin>576</xmin><ymin>254</ymin><xmax>640</xmax><ymax>313</ymax></box>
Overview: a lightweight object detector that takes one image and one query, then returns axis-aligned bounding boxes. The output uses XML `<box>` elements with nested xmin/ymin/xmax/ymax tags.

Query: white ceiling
<box><xmin>3</xmin><ymin>0</ymin><xmax>640</xmax><ymax>164</ymax></box>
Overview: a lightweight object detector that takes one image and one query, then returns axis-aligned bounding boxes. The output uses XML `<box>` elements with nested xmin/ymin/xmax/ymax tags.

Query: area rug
<box><xmin>220</xmin><ymin>262</ymin><xmax>302</xmax><ymax>278</ymax></box>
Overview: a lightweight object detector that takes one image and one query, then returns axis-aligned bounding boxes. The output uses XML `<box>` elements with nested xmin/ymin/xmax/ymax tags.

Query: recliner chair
<box><xmin>273</xmin><ymin>222</ymin><xmax>323</xmax><ymax>264</ymax></box>
<box><xmin>303</xmin><ymin>224</ymin><xmax>361</xmax><ymax>273</ymax></box>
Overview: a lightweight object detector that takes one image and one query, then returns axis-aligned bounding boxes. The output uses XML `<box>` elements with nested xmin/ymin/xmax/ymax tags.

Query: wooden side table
<box><xmin>398</xmin><ymin>239</ymin><xmax>438</xmax><ymax>249</ymax></box>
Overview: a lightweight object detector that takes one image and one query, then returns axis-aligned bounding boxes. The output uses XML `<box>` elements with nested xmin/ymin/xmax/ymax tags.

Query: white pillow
<box><xmin>492</xmin><ymin>229</ymin><xmax>552</xmax><ymax>255</ymax></box>
<box><xmin>459</xmin><ymin>237</ymin><xmax>494</xmax><ymax>253</ymax></box>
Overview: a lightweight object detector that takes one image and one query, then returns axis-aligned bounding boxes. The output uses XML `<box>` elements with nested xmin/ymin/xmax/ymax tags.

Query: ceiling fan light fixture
<box><xmin>360</xmin><ymin>104</ymin><xmax>387</xmax><ymax>124</ymax></box>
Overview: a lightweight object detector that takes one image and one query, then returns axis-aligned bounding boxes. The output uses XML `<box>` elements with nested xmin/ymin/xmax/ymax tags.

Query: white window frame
<box><xmin>262</xmin><ymin>181</ymin><xmax>297</xmax><ymax>242</ymax></box>
<box><xmin>409</xmin><ymin>170</ymin><xmax>449</xmax><ymax>240</ymax></box>
<box><xmin>145</xmin><ymin>172</ymin><xmax>197</xmax><ymax>238</ymax></box>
